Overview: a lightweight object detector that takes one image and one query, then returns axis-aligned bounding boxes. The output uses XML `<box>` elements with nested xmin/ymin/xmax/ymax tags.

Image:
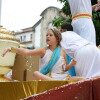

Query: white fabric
<box><xmin>61</xmin><ymin>31</ymin><xmax>100</xmax><ymax>78</ymax></box>
<box><xmin>39</xmin><ymin>49</ymin><xmax>68</xmax><ymax>80</ymax></box>
<box><xmin>68</xmin><ymin>0</ymin><xmax>92</xmax><ymax>16</ymax></box>
<box><xmin>6</xmin><ymin>70</ymin><xmax>12</xmax><ymax>77</ymax></box>
<box><xmin>68</xmin><ymin>0</ymin><xmax>96</xmax><ymax>45</ymax></box>
<box><xmin>72</xmin><ymin>18</ymin><xmax>96</xmax><ymax>45</ymax></box>
<box><xmin>75</xmin><ymin>44</ymin><xmax>100</xmax><ymax>78</ymax></box>
<box><xmin>60</xmin><ymin>31</ymin><xmax>89</xmax><ymax>58</ymax></box>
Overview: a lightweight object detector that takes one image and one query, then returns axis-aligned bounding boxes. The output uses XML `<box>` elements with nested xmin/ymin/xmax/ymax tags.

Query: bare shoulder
<box><xmin>60</xmin><ymin>47</ymin><xmax>66</xmax><ymax>56</ymax></box>
<box><xmin>60</xmin><ymin>47</ymin><xmax>67</xmax><ymax>62</ymax></box>
<box><xmin>61</xmin><ymin>47</ymin><xmax>66</xmax><ymax>53</ymax></box>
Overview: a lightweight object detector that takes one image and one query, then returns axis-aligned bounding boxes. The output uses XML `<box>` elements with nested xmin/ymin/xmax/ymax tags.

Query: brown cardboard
<box><xmin>12</xmin><ymin>54</ymin><xmax>39</xmax><ymax>81</ymax></box>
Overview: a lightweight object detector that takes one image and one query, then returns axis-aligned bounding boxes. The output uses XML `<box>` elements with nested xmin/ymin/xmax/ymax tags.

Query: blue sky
<box><xmin>1</xmin><ymin>0</ymin><xmax>63</xmax><ymax>31</ymax></box>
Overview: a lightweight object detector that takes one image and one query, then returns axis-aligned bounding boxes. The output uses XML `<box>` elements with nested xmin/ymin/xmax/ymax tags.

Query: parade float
<box><xmin>0</xmin><ymin>26</ymin><xmax>100</xmax><ymax>100</ymax></box>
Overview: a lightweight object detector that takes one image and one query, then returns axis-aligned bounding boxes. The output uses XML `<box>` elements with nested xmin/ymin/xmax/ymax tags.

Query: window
<box><xmin>23</xmin><ymin>35</ymin><xmax>26</xmax><ymax>41</ymax></box>
<box><xmin>20</xmin><ymin>36</ymin><xmax>22</xmax><ymax>41</ymax></box>
<box><xmin>20</xmin><ymin>35</ymin><xmax>26</xmax><ymax>42</ymax></box>
<box><xmin>30</xmin><ymin>34</ymin><xmax>32</xmax><ymax>41</ymax></box>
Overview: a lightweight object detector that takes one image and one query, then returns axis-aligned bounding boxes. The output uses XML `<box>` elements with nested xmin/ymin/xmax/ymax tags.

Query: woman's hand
<box><xmin>92</xmin><ymin>2</ymin><xmax>100</xmax><ymax>11</ymax></box>
<box><xmin>70</xmin><ymin>59</ymin><xmax>77</xmax><ymax>66</ymax></box>
<box><xmin>1</xmin><ymin>47</ymin><xmax>12</xmax><ymax>57</ymax></box>
<box><xmin>64</xmin><ymin>58</ymin><xmax>77</xmax><ymax>71</ymax></box>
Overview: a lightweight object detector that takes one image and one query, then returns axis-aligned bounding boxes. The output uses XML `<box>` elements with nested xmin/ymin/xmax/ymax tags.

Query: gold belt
<box><xmin>49</xmin><ymin>72</ymin><xmax>70</xmax><ymax>81</ymax></box>
<box><xmin>72</xmin><ymin>13</ymin><xmax>92</xmax><ymax>21</ymax></box>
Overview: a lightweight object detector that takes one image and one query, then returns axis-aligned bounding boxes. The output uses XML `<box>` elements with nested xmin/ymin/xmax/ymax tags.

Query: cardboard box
<box><xmin>12</xmin><ymin>54</ymin><xmax>39</xmax><ymax>81</ymax></box>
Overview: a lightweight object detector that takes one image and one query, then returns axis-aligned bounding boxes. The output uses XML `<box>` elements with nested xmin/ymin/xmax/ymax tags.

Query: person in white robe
<box><xmin>68</xmin><ymin>0</ymin><xmax>96</xmax><ymax>45</ymax></box>
<box><xmin>60</xmin><ymin>22</ymin><xmax>100</xmax><ymax>78</ymax></box>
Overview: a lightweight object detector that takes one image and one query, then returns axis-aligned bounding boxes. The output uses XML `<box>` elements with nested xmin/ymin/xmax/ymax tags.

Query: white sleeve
<box><xmin>6</xmin><ymin>70</ymin><xmax>12</xmax><ymax>77</ymax></box>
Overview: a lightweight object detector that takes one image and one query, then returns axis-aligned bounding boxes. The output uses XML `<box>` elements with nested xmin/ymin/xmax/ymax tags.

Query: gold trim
<box><xmin>0</xmin><ymin>36</ymin><xmax>20</xmax><ymax>42</ymax></box>
<box><xmin>0</xmin><ymin>25</ymin><xmax>14</xmax><ymax>36</ymax></box>
<box><xmin>49</xmin><ymin>72</ymin><xmax>53</xmax><ymax>78</ymax></box>
<box><xmin>0</xmin><ymin>25</ymin><xmax>20</xmax><ymax>42</ymax></box>
<box><xmin>65</xmin><ymin>74</ymin><xmax>70</xmax><ymax>80</ymax></box>
<box><xmin>11</xmin><ymin>47</ymin><xmax>17</xmax><ymax>53</ymax></box>
<box><xmin>72</xmin><ymin>13</ymin><xmax>92</xmax><ymax>21</ymax></box>
<box><xmin>0</xmin><ymin>65</ymin><xmax>13</xmax><ymax>69</ymax></box>
<box><xmin>0</xmin><ymin>31</ymin><xmax>14</xmax><ymax>36</ymax></box>
<box><xmin>56</xmin><ymin>72</ymin><xmax>65</xmax><ymax>74</ymax></box>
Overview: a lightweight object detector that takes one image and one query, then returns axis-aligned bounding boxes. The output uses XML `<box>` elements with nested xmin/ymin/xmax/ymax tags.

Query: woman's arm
<box><xmin>2</xmin><ymin>47</ymin><xmax>45</xmax><ymax>57</ymax></box>
<box><xmin>65</xmin><ymin>59</ymin><xmax>76</xmax><ymax>71</ymax></box>
<box><xmin>62</xmin><ymin>48</ymin><xmax>76</xmax><ymax>71</ymax></box>
<box><xmin>2</xmin><ymin>75</ymin><xmax>13</xmax><ymax>81</ymax></box>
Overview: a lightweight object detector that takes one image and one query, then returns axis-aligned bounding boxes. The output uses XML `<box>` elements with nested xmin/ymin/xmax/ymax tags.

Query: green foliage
<box><xmin>91</xmin><ymin>0</ymin><xmax>97</xmax><ymax>5</ymax></box>
<box><xmin>52</xmin><ymin>0</ymin><xmax>100</xmax><ymax>45</ymax></box>
<box><xmin>52</xmin><ymin>0</ymin><xmax>71</xmax><ymax>28</ymax></box>
<box><xmin>58</xmin><ymin>0</ymin><xmax>71</xmax><ymax>15</ymax></box>
<box><xmin>93</xmin><ymin>11</ymin><xmax>100</xmax><ymax>45</ymax></box>
<box><xmin>52</xmin><ymin>16</ymin><xmax>71</xmax><ymax>28</ymax></box>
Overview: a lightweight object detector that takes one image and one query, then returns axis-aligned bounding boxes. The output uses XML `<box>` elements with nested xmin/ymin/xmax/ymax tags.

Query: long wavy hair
<box><xmin>48</xmin><ymin>28</ymin><xmax>62</xmax><ymax>46</ymax></box>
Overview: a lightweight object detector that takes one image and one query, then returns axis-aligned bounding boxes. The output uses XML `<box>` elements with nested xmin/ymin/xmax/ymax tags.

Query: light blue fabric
<box><xmin>66</xmin><ymin>54</ymin><xmax>76</xmax><ymax>76</ymax></box>
<box><xmin>40</xmin><ymin>47</ymin><xmax>61</xmax><ymax>75</ymax></box>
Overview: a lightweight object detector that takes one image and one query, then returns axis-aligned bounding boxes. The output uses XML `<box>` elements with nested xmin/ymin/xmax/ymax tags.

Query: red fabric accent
<box><xmin>72</xmin><ymin>14</ymin><xmax>92</xmax><ymax>20</ymax></box>
<box><xmin>92</xmin><ymin>78</ymin><xmax>100</xmax><ymax>100</ymax></box>
<box><xmin>22</xmin><ymin>80</ymin><xmax>92</xmax><ymax>100</ymax></box>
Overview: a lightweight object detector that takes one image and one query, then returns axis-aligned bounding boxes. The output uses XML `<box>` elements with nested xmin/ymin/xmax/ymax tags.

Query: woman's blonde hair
<box><xmin>48</xmin><ymin>28</ymin><xmax>62</xmax><ymax>46</ymax></box>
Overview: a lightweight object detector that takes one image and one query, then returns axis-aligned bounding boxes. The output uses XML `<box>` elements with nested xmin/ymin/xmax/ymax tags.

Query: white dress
<box><xmin>6</xmin><ymin>70</ymin><xmax>12</xmax><ymax>77</ymax></box>
<box><xmin>39</xmin><ymin>49</ymin><xmax>68</xmax><ymax>80</ymax></box>
<box><xmin>68</xmin><ymin>0</ymin><xmax>96</xmax><ymax>45</ymax></box>
<box><xmin>61</xmin><ymin>31</ymin><xmax>100</xmax><ymax>78</ymax></box>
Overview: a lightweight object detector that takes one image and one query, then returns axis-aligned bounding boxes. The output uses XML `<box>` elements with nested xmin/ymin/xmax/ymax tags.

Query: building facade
<box><xmin>14</xmin><ymin>27</ymin><xmax>34</xmax><ymax>47</ymax></box>
<box><xmin>15</xmin><ymin>6</ymin><xmax>65</xmax><ymax>48</ymax></box>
